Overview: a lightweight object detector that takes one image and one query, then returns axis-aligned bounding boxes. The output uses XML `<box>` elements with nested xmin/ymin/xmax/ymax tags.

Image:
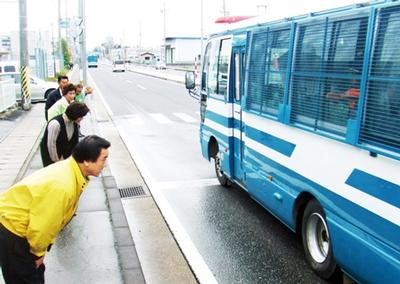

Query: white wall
<box><xmin>167</xmin><ymin>38</ymin><xmax>201</xmax><ymax>64</ymax></box>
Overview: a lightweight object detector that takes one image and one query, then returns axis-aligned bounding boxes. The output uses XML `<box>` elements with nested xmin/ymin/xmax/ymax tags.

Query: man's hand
<box><xmin>35</xmin><ymin>256</ymin><xmax>44</xmax><ymax>268</ymax></box>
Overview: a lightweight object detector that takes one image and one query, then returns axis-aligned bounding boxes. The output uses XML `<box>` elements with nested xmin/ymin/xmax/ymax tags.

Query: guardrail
<box><xmin>0</xmin><ymin>78</ymin><xmax>17</xmax><ymax>112</ymax></box>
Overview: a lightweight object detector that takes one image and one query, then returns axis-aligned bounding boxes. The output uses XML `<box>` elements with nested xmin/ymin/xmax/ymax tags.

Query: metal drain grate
<box><xmin>118</xmin><ymin>186</ymin><xmax>147</xmax><ymax>198</ymax></box>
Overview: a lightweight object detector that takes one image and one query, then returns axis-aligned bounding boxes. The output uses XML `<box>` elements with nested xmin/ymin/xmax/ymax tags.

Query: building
<box><xmin>164</xmin><ymin>37</ymin><xmax>204</xmax><ymax>65</ymax></box>
<box><xmin>0</xmin><ymin>36</ymin><xmax>11</xmax><ymax>59</ymax></box>
<box><xmin>9</xmin><ymin>31</ymin><xmax>52</xmax><ymax>77</ymax></box>
<box><xmin>139</xmin><ymin>52</ymin><xmax>155</xmax><ymax>65</ymax></box>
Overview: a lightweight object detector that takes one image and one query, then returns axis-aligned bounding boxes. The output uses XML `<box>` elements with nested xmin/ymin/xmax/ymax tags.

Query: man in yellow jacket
<box><xmin>0</xmin><ymin>135</ymin><xmax>110</xmax><ymax>284</ymax></box>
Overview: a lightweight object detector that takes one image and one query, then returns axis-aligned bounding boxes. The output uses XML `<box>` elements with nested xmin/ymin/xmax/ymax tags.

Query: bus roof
<box><xmin>209</xmin><ymin>0</ymin><xmax>394</xmax><ymax>37</ymax></box>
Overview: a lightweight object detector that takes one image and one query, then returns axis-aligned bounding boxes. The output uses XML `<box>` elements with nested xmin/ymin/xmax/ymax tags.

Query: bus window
<box><xmin>291</xmin><ymin>22</ymin><xmax>327</xmax><ymax>126</ymax></box>
<box><xmin>291</xmin><ymin>17</ymin><xmax>368</xmax><ymax>135</ymax></box>
<box><xmin>321</xmin><ymin>18</ymin><xmax>367</xmax><ymax>131</ymax></box>
<box><xmin>361</xmin><ymin>7</ymin><xmax>400</xmax><ymax>150</ymax></box>
<box><xmin>206</xmin><ymin>38</ymin><xmax>232</xmax><ymax>100</ymax></box>
<box><xmin>261</xmin><ymin>29</ymin><xmax>290</xmax><ymax>116</ymax></box>
<box><xmin>247</xmin><ymin>32</ymin><xmax>268</xmax><ymax>112</ymax></box>
<box><xmin>217</xmin><ymin>38</ymin><xmax>232</xmax><ymax>98</ymax></box>
<box><xmin>201</xmin><ymin>42</ymin><xmax>212</xmax><ymax>92</ymax></box>
<box><xmin>207</xmin><ymin>41</ymin><xmax>220</xmax><ymax>96</ymax></box>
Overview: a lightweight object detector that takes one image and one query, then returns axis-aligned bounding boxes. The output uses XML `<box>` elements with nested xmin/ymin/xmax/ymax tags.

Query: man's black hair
<box><xmin>72</xmin><ymin>135</ymin><xmax>110</xmax><ymax>163</ymax></box>
<box><xmin>65</xmin><ymin>102</ymin><xmax>90</xmax><ymax>121</ymax></box>
<box><xmin>57</xmin><ymin>75</ymin><xmax>69</xmax><ymax>83</ymax></box>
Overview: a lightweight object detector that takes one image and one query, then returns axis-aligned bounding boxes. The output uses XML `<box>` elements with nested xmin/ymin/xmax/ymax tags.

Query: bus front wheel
<box><xmin>214</xmin><ymin>154</ymin><xmax>231</xmax><ymax>187</ymax></box>
<box><xmin>302</xmin><ymin>199</ymin><xmax>338</xmax><ymax>279</ymax></box>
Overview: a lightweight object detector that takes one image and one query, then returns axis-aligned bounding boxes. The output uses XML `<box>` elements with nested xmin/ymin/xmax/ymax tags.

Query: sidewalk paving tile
<box><xmin>45</xmin><ymin>212</ymin><xmax>123</xmax><ymax>284</ymax></box>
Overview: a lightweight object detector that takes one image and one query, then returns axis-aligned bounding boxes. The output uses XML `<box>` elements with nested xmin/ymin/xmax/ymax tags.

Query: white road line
<box><xmin>137</xmin><ymin>84</ymin><xmax>146</xmax><ymax>90</ymax></box>
<box><xmin>117</xmin><ymin>126</ymin><xmax>219</xmax><ymax>284</ymax></box>
<box><xmin>149</xmin><ymin>113</ymin><xmax>173</xmax><ymax>124</ymax></box>
<box><xmin>126</xmin><ymin>114</ymin><xmax>145</xmax><ymax>126</ymax></box>
<box><xmin>87</xmin><ymin>72</ymin><xmax>114</xmax><ymax>117</ymax></box>
<box><xmin>126</xmin><ymin>80</ymin><xmax>132</xmax><ymax>83</ymax></box>
<box><xmin>173</xmin><ymin>113</ymin><xmax>197</xmax><ymax>123</ymax></box>
<box><xmin>154</xmin><ymin>178</ymin><xmax>220</xmax><ymax>190</ymax></box>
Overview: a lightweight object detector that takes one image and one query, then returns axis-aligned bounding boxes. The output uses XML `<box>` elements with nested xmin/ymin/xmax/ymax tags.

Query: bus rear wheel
<box><xmin>214</xmin><ymin>154</ymin><xmax>231</xmax><ymax>187</ymax></box>
<box><xmin>302</xmin><ymin>199</ymin><xmax>338</xmax><ymax>279</ymax></box>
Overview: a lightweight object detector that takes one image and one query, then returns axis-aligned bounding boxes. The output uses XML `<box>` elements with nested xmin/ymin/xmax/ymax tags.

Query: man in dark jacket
<box><xmin>44</xmin><ymin>75</ymin><xmax>69</xmax><ymax>120</ymax></box>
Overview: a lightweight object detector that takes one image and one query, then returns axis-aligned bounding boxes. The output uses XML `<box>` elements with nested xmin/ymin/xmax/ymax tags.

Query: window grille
<box><xmin>360</xmin><ymin>6</ymin><xmax>400</xmax><ymax>151</ymax></box>
<box><xmin>290</xmin><ymin>17</ymin><xmax>368</xmax><ymax>135</ymax></box>
<box><xmin>247</xmin><ymin>28</ymin><xmax>290</xmax><ymax>116</ymax></box>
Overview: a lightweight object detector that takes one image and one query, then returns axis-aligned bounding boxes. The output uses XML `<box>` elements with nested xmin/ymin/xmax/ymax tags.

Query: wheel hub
<box><xmin>306</xmin><ymin>213</ymin><xmax>330</xmax><ymax>263</ymax></box>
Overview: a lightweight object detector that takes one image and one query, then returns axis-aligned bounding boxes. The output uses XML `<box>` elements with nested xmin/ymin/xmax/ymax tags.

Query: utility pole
<box><xmin>58</xmin><ymin>0</ymin><xmax>64</xmax><ymax>70</ymax></box>
<box><xmin>19</xmin><ymin>0</ymin><xmax>31</xmax><ymax>110</ymax></box>
<box><xmin>222</xmin><ymin>0</ymin><xmax>228</xmax><ymax>16</ymax></box>
<box><xmin>200</xmin><ymin>0</ymin><xmax>203</xmax><ymax>57</ymax></box>
<box><xmin>257</xmin><ymin>1</ymin><xmax>268</xmax><ymax>16</ymax></box>
<box><xmin>162</xmin><ymin>2</ymin><xmax>166</xmax><ymax>63</ymax></box>
<box><xmin>51</xmin><ymin>23</ymin><xmax>56</xmax><ymax>77</ymax></box>
<box><xmin>79</xmin><ymin>0</ymin><xmax>87</xmax><ymax>85</ymax></box>
<box><xmin>138</xmin><ymin>21</ymin><xmax>142</xmax><ymax>52</ymax></box>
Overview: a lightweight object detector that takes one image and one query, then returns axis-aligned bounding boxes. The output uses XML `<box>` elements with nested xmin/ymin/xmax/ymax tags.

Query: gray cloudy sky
<box><xmin>0</xmin><ymin>0</ymin><xmax>365</xmax><ymax>49</ymax></box>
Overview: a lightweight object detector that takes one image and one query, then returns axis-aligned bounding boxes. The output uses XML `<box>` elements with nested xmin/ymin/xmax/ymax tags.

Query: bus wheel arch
<box><xmin>300</xmin><ymin>198</ymin><xmax>340</xmax><ymax>280</ymax></box>
<box><xmin>208</xmin><ymin>136</ymin><xmax>219</xmax><ymax>160</ymax></box>
<box><xmin>294</xmin><ymin>192</ymin><xmax>315</xmax><ymax>236</ymax></box>
<box><xmin>208</xmin><ymin>136</ymin><xmax>231</xmax><ymax>187</ymax></box>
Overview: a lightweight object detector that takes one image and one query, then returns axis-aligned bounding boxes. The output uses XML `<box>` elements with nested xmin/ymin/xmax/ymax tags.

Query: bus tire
<box><xmin>214</xmin><ymin>153</ymin><xmax>231</xmax><ymax>187</ymax></box>
<box><xmin>302</xmin><ymin>199</ymin><xmax>338</xmax><ymax>279</ymax></box>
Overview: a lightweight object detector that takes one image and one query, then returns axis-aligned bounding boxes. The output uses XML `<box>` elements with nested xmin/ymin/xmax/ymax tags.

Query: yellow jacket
<box><xmin>0</xmin><ymin>157</ymin><xmax>88</xmax><ymax>257</ymax></box>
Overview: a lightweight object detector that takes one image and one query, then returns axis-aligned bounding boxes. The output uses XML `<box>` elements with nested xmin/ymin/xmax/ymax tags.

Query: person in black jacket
<box><xmin>40</xmin><ymin>102</ymin><xmax>90</xmax><ymax>167</ymax></box>
<box><xmin>44</xmin><ymin>75</ymin><xmax>69</xmax><ymax>120</ymax></box>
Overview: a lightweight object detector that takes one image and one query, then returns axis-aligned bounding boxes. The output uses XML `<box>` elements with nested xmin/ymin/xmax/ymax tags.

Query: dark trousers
<box><xmin>0</xmin><ymin>223</ymin><xmax>45</xmax><ymax>284</ymax></box>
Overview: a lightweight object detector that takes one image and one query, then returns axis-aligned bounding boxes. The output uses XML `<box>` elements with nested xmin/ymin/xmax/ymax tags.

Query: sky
<box><xmin>0</xmin><ymin>0</ymin><xmax>367</xmax><ymax>50</ymax></box>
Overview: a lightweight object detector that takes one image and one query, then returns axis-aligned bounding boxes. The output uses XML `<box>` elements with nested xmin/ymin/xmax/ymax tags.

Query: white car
<box><xmin>112</xmin><ymin>60</ymin><xmax>126</xmax><ymax>72</ymax></box>
<box><xmin>0</xmin><ymin>73</ymin><xmax>57</xmax><ymax>102</ymax></box>
<box><xmin>155</xmin><ymin>61</ymin><xmax>167</xmax><ymax>70</ymax></box>
<box><xmin>0</xmin><ymin>61</ymin><xmax>19</xmax><ymax>74</ymax></box>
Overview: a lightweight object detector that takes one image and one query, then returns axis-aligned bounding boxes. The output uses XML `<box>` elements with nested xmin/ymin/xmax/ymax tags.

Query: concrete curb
<box><xmin>13</xmin><ymin>123</ymin><xmax>46</xmax><ymax>183</ymax></box>
<box><xmin>87</xmin><ymin>72</ymin><xmax>146</xmax><ymax>284</ymax></box>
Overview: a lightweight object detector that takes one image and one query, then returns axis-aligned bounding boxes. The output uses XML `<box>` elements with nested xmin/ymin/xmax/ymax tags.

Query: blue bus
<box><xmin>185</xmin><ymin>1</ymin><xmax>400</xmax><ymax>282</ymax></box>
<box><xmin>87</xmin><ymin>54</ymin><xmax>99</xmax><ymax>68</ymax></box>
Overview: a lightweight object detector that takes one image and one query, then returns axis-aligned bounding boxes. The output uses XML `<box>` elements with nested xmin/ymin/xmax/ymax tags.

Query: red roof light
<box><xmin>215</xmin><ymin>15</ymin><xmax>255</xmax><ymax>24</ymax></box>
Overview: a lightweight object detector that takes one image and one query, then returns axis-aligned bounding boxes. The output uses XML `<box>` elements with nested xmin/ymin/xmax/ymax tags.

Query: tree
<box><xmin>61</xmin><ymin>38</ymin><xmax>72</xmax><ymax>69</ymax></box>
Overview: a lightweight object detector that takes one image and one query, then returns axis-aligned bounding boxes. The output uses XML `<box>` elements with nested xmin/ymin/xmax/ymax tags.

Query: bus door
<box><xmin>232</xmin><ymin>47</ymin><xmax>246</xmax><ymax>183</ymax></box>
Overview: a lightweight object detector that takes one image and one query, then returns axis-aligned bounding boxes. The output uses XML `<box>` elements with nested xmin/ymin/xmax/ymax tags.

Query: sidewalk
<box><xmin>0</xmin><ymin>102</ymin><xmax>132</xmax><ymax>284</ymax></box>
<box><xmin>0</xmin><ymin>105</ymin><xmax>45</xmax><ymax>192</ymax></box>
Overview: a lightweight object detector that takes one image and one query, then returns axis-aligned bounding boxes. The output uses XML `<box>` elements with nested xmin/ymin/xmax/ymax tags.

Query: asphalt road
<box><xmin>89</xmin><ymin>65</ymin><xmax>330</xmax><ymax>284</ymax></box>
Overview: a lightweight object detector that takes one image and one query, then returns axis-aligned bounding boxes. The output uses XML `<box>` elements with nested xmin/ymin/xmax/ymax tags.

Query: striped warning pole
<box><xmin>20</xmin><ymin>65</ymin><xmax>31</xmax><ymax>110</ymax></box>
<box><xmin>19</xmin><ymin>0</ymin><xmax>31</xmax><ymax>110</ymax></box>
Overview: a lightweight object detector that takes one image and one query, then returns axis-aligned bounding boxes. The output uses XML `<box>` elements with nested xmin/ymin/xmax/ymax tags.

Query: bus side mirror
<box><xmin>185</xmin><ymin>71</ymin><xmax>195</xmax><ymax>90</ymax></box>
